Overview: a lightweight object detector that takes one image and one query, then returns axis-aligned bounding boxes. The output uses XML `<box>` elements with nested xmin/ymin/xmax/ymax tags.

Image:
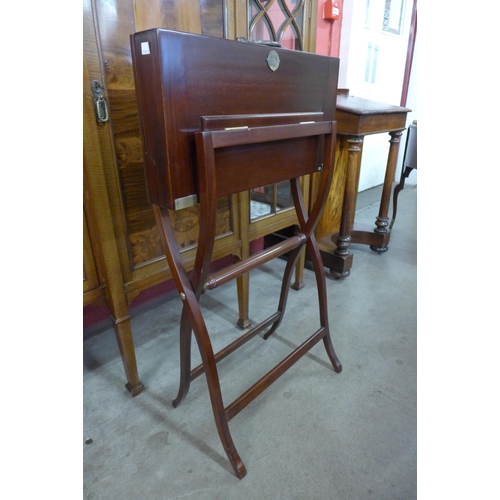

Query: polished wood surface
<box><xmin>336</xmin><ymin>94</ymin><xmax>409</xmax><ymax>134</ymax></box>
<box><xmin>133</xmin><ymin>29</ymin><xmax>341</xmax><ymax>477</ymax></box>
<box><xmin>315</xmin><ymin>134</ymin><xmax>354</xmax><ymax>240</ymax></box>
<box><xmin>131</xmin><ymin>29</ymin><xmax>338</xmax><ymax>209</ymax></box>
<box><xmin>85</xmin><ymin>0</ymin><xmax>233</xmax><ymax>292</ymax></box>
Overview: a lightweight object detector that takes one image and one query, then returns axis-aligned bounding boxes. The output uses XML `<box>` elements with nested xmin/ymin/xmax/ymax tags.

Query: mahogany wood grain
<box><xmin>336</xmin><ymin>95</ymin><xmax>409</xmax><ymax>135</ymax></box>
<box><xmin>131</xmin><ymin>29</ymin><xmax>339</xmax><ymax>209</ymax></box>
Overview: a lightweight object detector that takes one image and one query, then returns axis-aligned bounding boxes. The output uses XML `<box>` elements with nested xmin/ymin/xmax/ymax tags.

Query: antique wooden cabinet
<box><xmin>83</xmin><ymin>0</ymin><xmax>319</xmax><ymax>395</ymax></box>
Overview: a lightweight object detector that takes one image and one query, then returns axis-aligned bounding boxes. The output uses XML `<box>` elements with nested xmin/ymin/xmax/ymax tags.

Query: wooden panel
<box><xmin>134</xmin><ymin>0</ymin><xmax>224</xmax><ymax>39</ymax></box>
<box><xmin>84</xmin><ymin>0</ymin><xmax>130</xmax><ymax>283</ymax></box>
<box><xmin>214</xmin><ymin>136</ymin><xmax>322</xmax><ymax>198</ymax></box>
<box><xmin>92</xmin><ymin>0</ymin><xmax>232</xmax><ymax>268</ymax></box>
<box><xmin>133</xmin><ymin>0</ymin><xmax>163</xmax><ymax>32</ymax></box>
<box><xmin>95</xmin><ymin>0</ymin><xmax>157</xmax><ymax>265</ymax></box>
<box><xmin>225</xmin><ymin>0</ymin><xmax>248</xmax><ymax>39</ymax></box>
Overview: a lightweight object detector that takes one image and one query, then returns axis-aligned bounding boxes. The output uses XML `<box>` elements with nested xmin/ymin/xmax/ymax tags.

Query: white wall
<box><xmin>338</xmin><ymin>0</ymin><xmax>355</xmax><ymax>88</ymax></box>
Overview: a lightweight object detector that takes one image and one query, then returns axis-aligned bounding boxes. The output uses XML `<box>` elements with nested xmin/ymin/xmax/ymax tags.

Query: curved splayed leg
<box><xmin>306</xmin><ymin>233</ymin><xmax>342</xmax><ymax>373</ymax></box>
<box><xmin>172</xmin><ymin>307</ymin><xmax>192</xmax><ymax>407</ymax></box>
<box><xmin>263</xmin><ymin>243</ymin><xmax>304</xmax><ymax>340</ymax></box>
<box><xmin>190</xmin><ymin>131</ymin><xmax>247</xmax><ymax>478</ymax></box>
<box><xmin>287</xmin><ymin>130</ymin><xmax>342</xmax><ymax>373</ymax></box>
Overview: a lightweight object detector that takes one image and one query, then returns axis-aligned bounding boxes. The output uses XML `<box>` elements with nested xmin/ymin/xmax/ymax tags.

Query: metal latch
<box><xmin>91</xmin><ymin>80</ymin><xmax>109</xmax><ymax>123</ymax></box>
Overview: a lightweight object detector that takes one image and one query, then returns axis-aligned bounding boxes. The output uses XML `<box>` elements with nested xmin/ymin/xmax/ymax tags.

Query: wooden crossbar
<box><xmin>210</xmin><ymin>121</ymin><xmax>332</xmax><ymax>149</ymax></box>
<box><xmin>225</xmin><ymin>327</ymin><xmax>326</xmax><ymax>422</ymax></box>
<box><xmin>189</xmin><ymin>312</ymin><xmax>282</xmax><ymax>382</ymax></box>
<box><xmin>204</xmin><ymin>234</ymin><xmax>306</xmax><ymax>292</ymax></box>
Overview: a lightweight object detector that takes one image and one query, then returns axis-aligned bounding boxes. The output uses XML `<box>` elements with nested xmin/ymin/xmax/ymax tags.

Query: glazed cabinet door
<box><xmin>226</xmin><ymin>0</ymin><xmax>318</xmax><ymax>50</ymax></box>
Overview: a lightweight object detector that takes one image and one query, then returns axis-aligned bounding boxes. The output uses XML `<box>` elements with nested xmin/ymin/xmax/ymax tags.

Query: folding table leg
<box><xmin>156</xmin><ymin>131</ymin><xmax>249</xmax><ymax>478</ymax></box>
<box><xmin>154</xmin><ymin>205</ymin><xmax>247</xmax><ymax>478</ymax></box>
<box><xmin>305</xmin><ymin>232</ymin><xmax>342</xmax><ymax>372</ymax></box>
<box><xmin>293</xmin><ymin>176</ymin><xmax>342</xmax><ymax>372</ymax></box>
<box><xmin>264</xmin><ymin>159</ymin><xmax>342</xmax><ymax>373</ymax></box>
<box><xmin>263</xmin><ymin>242</ymin><xmax>304</xmax><ymax>340</ymax></box>
<box><xmin>172</xmin><ymin>308</ymin><xmax>192</xmax><ymax>407</ymax></box>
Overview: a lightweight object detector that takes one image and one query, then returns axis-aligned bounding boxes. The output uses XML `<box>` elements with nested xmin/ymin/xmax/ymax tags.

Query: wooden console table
<box><xmin>315</xmin><ymin>90</ymin><xmax>411</xmax><ymax>278</ymax></box>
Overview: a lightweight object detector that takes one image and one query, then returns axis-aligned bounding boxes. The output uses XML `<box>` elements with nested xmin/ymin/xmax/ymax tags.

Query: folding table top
<box><xmin>131</xmin><ymin>29</ymin><xmax>340</xmax><ymax>210</ymax></box>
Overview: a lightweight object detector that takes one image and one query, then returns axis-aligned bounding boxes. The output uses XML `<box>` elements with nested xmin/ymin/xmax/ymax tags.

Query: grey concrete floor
<box><xmin>83</xmin><ymin>184</ymin><xmax>417</xmax><ymax>499</ymax></box>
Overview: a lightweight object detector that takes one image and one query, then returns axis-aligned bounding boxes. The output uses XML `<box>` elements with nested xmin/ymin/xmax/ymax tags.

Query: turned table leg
<box><xmin>369</xmin><ymin>130</ymin><xmax>403</xmax><ymax>252</ymax></box>
<box><xmin>329</xmin><ymin>136</ymin><xmax>363</xmax><ymax>278</ymax></box>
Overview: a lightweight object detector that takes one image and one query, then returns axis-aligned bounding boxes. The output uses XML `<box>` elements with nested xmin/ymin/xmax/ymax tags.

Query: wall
<box><xmin>337</xmin><ymin>0</ymin><xmax>353</xmax><ymax>87</ymax></box>
<box><xmin>315</xmin><ymin>0</ymin><xmax>344</xmax><ymax>57</ymax></box>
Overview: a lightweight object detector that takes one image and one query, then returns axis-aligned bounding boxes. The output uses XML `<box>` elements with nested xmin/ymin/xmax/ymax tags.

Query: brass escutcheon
<box><xmin>266</xmin><ymin>50</ymin><xmax>280</xmax><ymax>71</ymax></box>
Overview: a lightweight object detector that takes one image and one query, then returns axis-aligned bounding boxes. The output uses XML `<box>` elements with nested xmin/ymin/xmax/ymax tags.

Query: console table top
<box><xmin>335</xmin><ymin>90</ymin><xmax>411</xmax><ymax>136</ymax></box>
<box><xmin>337</xmin><ymin>90</ymin><xmax>411</xmax><ymax>116</ymax></box>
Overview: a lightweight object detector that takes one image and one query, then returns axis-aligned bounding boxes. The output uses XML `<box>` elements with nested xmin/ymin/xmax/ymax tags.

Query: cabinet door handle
<box><xmin>91</xmin><ymin>80</ymin><xmax>109</xmax><ymax>123</ymax></box>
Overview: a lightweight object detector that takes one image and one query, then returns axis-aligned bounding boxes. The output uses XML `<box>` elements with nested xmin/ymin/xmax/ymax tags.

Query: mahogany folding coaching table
<box><xmin>131</xmin><ymin>28</ymin><xmax>342</xmax><ymax>478</ymax></box>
